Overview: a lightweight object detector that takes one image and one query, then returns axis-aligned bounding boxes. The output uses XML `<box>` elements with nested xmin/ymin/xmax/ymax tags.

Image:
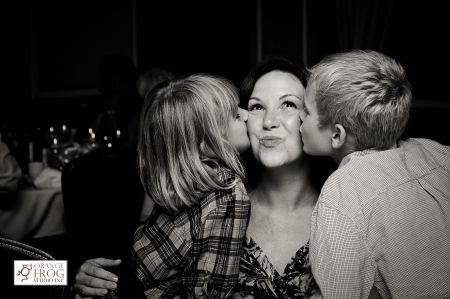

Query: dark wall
<box><xmin>135</xmin><ymin>1</ymin><xmax>256</xmax><ymax>87</ymax></box>
<box><xmin>2</xmin><ymin>0</ymin><xmax>449</xmax><ymax>151</ymax></box>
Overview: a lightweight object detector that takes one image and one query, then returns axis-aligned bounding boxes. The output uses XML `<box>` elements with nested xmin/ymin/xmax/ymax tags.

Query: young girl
<box><xmin>115</xmin><ymin>74</ymin><xmax>251</xmax><ymax>298</ymax></box>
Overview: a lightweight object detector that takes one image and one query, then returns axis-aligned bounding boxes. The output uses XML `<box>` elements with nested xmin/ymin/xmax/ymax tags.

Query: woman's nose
<box><xmin>263</xmin><ymin>109</ymin><xmax>280</xmax><ymax>129</ymax></box>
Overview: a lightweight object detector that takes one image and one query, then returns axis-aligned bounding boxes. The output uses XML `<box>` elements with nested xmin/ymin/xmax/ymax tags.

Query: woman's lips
<box><xmin>259</xmin><ymin>137</ymin><xmax>283</xmax><ymax>148</ymax></box>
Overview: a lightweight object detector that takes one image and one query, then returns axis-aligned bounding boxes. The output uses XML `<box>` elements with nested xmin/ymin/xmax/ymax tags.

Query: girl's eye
<box><xmin>236</xmin><ymin>114</ymin><xmax>241</xmax><ymax>120</ymax></box>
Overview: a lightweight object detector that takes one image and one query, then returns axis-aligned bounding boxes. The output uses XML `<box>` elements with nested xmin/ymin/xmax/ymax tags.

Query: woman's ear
<box><xmin>331</xmin><ymin>124</ymin><xmax>346</xmax><ymax>149</ymax></box>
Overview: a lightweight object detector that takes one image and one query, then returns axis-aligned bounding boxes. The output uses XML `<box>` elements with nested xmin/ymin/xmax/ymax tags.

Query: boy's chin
<box><xmin>302</xmin><ymin>145</ymin><xmax>321</xmax><ymax>156</ymax></box>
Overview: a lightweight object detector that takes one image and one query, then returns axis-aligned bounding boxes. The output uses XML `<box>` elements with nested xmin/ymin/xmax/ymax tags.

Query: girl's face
<box><xmin>228</xmin><ymin>107</ymin><xmax>250</xmax><ymax>154</ymax></box>
<box><xmin>247</xmin><ymin>71</ymin><xmax>306</xmax><ymax>168</ymax></box>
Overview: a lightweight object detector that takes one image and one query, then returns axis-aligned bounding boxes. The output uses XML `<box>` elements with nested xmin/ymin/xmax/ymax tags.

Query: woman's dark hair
<box><xmin>239</xmin><ymin>55</ymin><xmax>337</xmax><ymax>191</ymax></box>
<box><xmin>240</xmin><ymin>55</ymin><xmax>309</xmax><ymax>109</ymax></box>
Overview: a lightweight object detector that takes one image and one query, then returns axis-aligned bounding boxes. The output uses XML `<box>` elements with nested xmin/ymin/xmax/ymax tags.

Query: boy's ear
<box><xmin>331</xmin><ymin>124</ymin><xmax>346</xmax><ymax>149</ymax></box>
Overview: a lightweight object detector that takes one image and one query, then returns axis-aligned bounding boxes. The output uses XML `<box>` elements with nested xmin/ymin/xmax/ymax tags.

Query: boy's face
<box><xmin>299</xmin><ymin>83</ymin><xmax>334</xmax><ymax>156</ymax></box>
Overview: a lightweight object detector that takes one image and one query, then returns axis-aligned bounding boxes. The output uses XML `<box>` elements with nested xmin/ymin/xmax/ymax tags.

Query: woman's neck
<box><xmin>250</xmin><ymin>159</ymin><xmax>318</xmax><ymax>211</ymax></box>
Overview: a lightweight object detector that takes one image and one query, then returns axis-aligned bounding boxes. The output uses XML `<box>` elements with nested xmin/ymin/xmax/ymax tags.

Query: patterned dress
<box><xmin>233</xmin><ymin>235</ymin><xmax>319</xmax><ymax>299</ymax></box>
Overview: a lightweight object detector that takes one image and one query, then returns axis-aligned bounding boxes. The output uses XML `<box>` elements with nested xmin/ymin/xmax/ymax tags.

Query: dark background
<box><xmin>2</xmin><ymin>0</ymin><xmax>449</xmax><ymax>168</ymax></box>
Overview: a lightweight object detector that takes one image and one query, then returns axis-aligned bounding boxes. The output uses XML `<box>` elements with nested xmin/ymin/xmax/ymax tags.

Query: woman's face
<box><xmin>247</xmin><ymin>71</ymin><xmax>306</xmax><ymax>168</ymax></box>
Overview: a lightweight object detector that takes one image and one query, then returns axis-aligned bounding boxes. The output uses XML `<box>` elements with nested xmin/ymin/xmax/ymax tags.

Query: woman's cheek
<box><xmin>246</xmin><ymin>114</ymin><xmax>260</xmax><ymax>134</ymax></box>
<box><xmin>282</xmin><ymin>110</ymin><xmax>302</xmax><ymax>131</ymax></box>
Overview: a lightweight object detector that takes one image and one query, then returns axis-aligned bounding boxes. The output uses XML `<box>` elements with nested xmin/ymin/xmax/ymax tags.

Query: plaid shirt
<box><xmin>310</xmin><ymin>139</ymin><xmax>450</xmax><ymax>298</ymax></box>
<box><xmin>125</xmin><ymin>168</ymin><xmax>250</xmax><ymax>298</ymax></box>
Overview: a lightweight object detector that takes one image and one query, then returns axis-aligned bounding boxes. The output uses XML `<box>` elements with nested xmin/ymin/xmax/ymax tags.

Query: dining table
<box><xmin>0</xmin><ymin>186</ymin><xmax>66</xmax><ymax>241</ymax></box>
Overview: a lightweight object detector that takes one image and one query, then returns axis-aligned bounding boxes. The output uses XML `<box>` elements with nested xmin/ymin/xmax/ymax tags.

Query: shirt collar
<box><xmin>339</xmin><ymin>147</ymin><xmax>380</xmax><ymax>169</ymax></box>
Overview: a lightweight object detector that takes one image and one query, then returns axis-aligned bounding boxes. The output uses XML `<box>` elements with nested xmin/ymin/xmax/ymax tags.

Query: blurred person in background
<box><xmin>0</xmin><ymin>131</ymin><xmax>22</xmax><ymax>203</ymax></box>
<box><xmin>76</xmin><ymin>54</ymin><xmax>140</xmax><ymax>148</ymax></box>
<box><xmin>136</xmin><ymin>67</ymin><xmax>174</xmax><ymax>99</ymax></box>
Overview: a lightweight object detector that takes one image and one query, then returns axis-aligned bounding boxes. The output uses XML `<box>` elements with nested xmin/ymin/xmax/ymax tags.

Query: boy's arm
<box><xmin>310</xmin><ymin>202</ymin><xmax>375</xmax><ymax>299</ymax></box>
<box><xmin>192</xmin><ymin>181</ymin><xmax>250</xmax><ymax>298</ymax></box>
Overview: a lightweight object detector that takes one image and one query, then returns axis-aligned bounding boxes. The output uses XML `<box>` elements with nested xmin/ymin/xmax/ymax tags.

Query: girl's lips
<box><xmin>259</xmin><ymin>137</ymin><xmax>283</xmax><ymax>148</ymax></box>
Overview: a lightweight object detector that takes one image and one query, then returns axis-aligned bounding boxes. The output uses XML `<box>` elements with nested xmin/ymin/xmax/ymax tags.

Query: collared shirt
<box><xmin>120</xmin><ymin>168</ymin><xmax>250</xmax><ymax>299</ymax></box>
<box><xmin>310</xmin><ymin>138</ymin><xmax>450</xmax><ymax>299</ymax></box>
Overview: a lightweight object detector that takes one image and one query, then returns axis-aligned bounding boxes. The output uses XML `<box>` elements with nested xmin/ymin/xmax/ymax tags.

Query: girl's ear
<box><xmin>331</xmin><ymin>124</ymin><xmax>347</xmax><ymax>149</ymax></box>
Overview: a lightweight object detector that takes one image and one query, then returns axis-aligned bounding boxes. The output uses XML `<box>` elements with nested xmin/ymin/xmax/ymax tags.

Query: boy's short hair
<box><xmin>308</xmin><ymin>50</ymin><xmax>412</xmax><ymax>150</ymax></box>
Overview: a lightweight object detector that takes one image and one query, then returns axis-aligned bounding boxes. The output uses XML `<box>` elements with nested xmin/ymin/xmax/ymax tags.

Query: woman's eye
<box><xmin>248</xmin><ymin>104</ymin><xmax>264</xmax><ymax>111</ymax></box>
<box><xmin>235</xmin><ymin>114</ymin><xmax>241</xmax><ymax>120</ymax></box>
<box><xmin>282</xmin><ymin>101</ymin><xmax>297</xmax><ymax>109</ymax></box>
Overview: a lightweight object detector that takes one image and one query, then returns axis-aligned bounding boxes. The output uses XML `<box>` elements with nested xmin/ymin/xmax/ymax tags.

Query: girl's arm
<box><xmin>129</xmin><ymin>181</ymin><xmax>250</xmax><ymax>298</ymax></box>
<box><xmin>187</xmin><ymin>180</ymin><xmax>250</xmax><ymax>298</ymax></box>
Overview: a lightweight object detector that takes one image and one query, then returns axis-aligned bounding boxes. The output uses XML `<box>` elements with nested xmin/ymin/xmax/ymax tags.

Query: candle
<box><xmin>116</xmin><ymin>130</ymin><xmax>121</xmax><ymax>138</ymax></box>
<box><xmin>29</xmin><ymin>142</ymin><xmax>34</xmax><ymax>161</ymax></box>
<box><xmin>42</xmin><ymin>148</ymin><xmax>48</xmax><ymax>167</ymax></box>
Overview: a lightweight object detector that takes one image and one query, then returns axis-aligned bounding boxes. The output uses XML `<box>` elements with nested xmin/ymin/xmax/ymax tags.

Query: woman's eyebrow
<box><xmin>248</xmin><ymin>97</ymin><xmax>261</xmax><ymax>101</ymax></box>
<box><xmin>280</xmin><ymin>94</ymin><xmax>302</xmax><ymax>100</ymax></box>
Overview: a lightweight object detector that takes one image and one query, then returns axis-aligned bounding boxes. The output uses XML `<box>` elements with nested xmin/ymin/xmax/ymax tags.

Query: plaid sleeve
<box><xmin>130</xmin><ymin>208</ymin><xmax>188</xmax><ymax>298</ymax></box>
<box><xmin>185</xmin><ymin>180</ymin><xmax>250</xmax><ymax>298</ymax></box>
<box><xmin>310</xmin><ymin>202</ymin><xmax>375</xmax><ymax>299</ymax></box>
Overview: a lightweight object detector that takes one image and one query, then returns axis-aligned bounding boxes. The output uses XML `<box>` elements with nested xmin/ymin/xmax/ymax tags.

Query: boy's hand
<box><xmin>74</xmin><ymin>258</ymin><xmax>121</xmax><ymax>299</ymax></box>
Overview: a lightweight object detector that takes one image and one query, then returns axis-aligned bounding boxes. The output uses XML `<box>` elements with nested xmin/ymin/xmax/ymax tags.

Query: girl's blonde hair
<box><xmin>138</xmin><ymin>74</ymin><xmax>246</xmax><ymax>213</ymax></box>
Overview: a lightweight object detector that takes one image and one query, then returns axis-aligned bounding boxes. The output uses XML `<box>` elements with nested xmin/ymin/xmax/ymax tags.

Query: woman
<box><xmin>233</xmin><ymin>56</ymin><xmax>330</xmax><ymax>298</ymax></box>
<box><xmin>74</xmin><ymin>56</ymin><xmax>334</xmax><ymax>298</ymax></box>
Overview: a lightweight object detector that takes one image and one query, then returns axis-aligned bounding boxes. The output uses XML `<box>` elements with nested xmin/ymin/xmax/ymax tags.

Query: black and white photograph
<box><xmin>1</xmin><ymin>1</ymin><xmax>449</xmax><ymax>298</ymax></box>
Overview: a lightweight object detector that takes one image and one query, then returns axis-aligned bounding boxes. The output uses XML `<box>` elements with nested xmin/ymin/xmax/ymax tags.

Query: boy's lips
<box><xmin>259</xmin><ymin>136</ymin><xmax>283</xmax><ymax>148</ymax></box>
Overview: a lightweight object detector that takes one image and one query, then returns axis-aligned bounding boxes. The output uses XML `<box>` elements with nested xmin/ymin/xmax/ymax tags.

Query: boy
<box><xmin>300</xmin><ymin>50</ymin><xmax>450</xmax><ymax>298</ymax></box>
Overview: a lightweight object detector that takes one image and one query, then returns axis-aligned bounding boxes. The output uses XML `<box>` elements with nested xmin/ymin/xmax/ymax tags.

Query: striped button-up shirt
<box><xmin>310</xmin><ymin>138</ymin><xmax>450</xmax><ymax>298</ymax></box>
<box><xmin>120</xmin><ymin>168</ymin><xmax>250</xmax><ymax>298</ymax></box>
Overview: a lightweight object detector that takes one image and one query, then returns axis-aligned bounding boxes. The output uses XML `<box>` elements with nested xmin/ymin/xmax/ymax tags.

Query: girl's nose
<box><xmin>240</xmin><ymin>108</ymin><xmax>249</xmax><ymax>121</ymax></box>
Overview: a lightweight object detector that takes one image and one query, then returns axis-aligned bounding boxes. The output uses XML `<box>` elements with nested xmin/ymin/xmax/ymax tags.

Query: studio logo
<box><xmin>14</xmin><ymin>261</ymin><xmax>67</xmax><ymax>286</ymax></box>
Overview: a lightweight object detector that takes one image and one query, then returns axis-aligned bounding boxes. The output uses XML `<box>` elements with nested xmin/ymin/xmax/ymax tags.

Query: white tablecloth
<box><xmin>0</xmin><ymin>187</ymin><xmax>66</xmax><ymax>241</ymax></box>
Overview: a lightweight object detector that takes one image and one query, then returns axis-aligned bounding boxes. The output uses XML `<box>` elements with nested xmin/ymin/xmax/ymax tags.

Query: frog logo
<box><xmin>16</xmin><ymin>263</ymin><xmax>32</xmax><ymax>282</ymax></box>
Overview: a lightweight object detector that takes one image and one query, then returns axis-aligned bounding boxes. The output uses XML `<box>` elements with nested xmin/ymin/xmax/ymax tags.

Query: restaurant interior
<box><xmin>1</xmin><ymin>0</ymin><xmax>449</xmax><ymax>297</ymax></box>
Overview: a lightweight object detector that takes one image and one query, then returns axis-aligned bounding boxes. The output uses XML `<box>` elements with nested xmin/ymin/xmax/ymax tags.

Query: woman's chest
<box><xmin>246</xmin><ymin>215</ymin><xmax>310</xmax><ymax>273</ymax></box>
